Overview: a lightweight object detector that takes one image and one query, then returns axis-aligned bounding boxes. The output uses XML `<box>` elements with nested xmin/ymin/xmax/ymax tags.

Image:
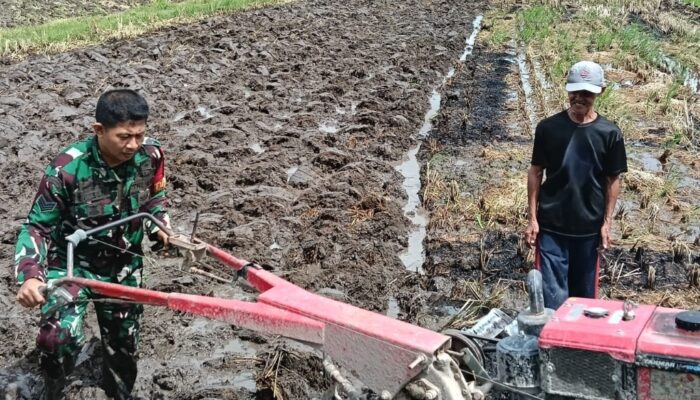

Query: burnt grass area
<box><xmin>0</xmin><ymin>0</ymin><xmax>488</xmax><ymax>399</ymax></box>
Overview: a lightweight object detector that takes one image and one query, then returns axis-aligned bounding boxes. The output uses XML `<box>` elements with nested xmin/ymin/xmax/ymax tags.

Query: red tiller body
<box><xmin>538</xmin><ymin>298</ymin><xmax>700</xmax><ymax>400</ymax></box>
<box><xmin>52</xmin><ymin>243</ymin><xmax>451</xmax><ymax>397</ymax></box>
<box><xmin>637</xmin><ymin>307</ymin><xmax>700</xmax><ymax>400</ymax></box>
<box><xmin>539</xmin><ymin>297</ymin><xmax>656</xmax><ymax>363</ymax></box>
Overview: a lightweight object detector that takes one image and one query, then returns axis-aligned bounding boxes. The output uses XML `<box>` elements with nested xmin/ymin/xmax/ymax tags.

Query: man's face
<box><xmin>94</xmin><ymin>120</ymin><xmax>146</xmax><ymax>167</ymax></box>
<box><xmin>568</xmin><ymin>90</ymin><xmax>599</xmax><ymax>115</ymax></box>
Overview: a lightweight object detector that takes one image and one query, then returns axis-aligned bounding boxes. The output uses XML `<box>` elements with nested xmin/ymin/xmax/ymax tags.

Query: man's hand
<box><xmin>600</xmin><ymin>221</ymin><xmax>612</xmax><ymax>250</ymax></box>
<box><xmin>156</xmin><ymin>229</ymin><xmax>170</xmax><ymax>248</ymax></box>
<box><xmin>525</xmin><ymin>219</ymin><xmax>539</xmax><ymax>248</ymax></box>
<box><xmin>16</xmin><ymin>278</ymin><xmax>46</xmax><ymax>308</ymax></box>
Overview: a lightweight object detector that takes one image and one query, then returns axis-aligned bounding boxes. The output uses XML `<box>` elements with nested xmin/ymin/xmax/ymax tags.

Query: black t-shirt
<box><xmin>531</xmin><ymin>110</ymin><xmax>627</xmax><ymax>237</ymax></box>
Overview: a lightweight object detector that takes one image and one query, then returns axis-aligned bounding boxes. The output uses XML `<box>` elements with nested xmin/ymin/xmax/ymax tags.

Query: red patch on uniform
<box><xmin>150</xmin><ymin>150</ymin><xmax>166</xmax><ymax>193</ymax></box>
<box><xmin>153</xmin><ymin>177</ymin><xmax>166</xmax><ymax>193</ymax></box>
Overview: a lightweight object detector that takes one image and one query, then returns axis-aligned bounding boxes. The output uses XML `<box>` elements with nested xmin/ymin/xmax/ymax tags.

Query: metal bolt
<box><xmin>408</xmin><ymin>354</ymin><xmax>426</xmax><ymax>369</ymax></box>
<box><xmin>380</xmin><ymin>390</ymin><xmax>392</xmax><ymax>400</ymax></box>
<box><xmin>546</xmin><ymin>363</ymin><xmax>555</xmax><ymax>373</ymax></box>
<box><xmin>611</xmin><ymin>374</ymin><xmax>619</xmax><ymax>383</ymax></box>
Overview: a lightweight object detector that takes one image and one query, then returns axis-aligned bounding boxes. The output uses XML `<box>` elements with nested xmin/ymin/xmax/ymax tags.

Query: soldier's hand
<box><xmin>156</xmin><ymin>229</ymin><xmax>170</xmax><ymax>248</ymax></box>
<box><xmin>17</xmin><ymin>278</ymin><xmax>46</xmax><ymax>308</ymax></box>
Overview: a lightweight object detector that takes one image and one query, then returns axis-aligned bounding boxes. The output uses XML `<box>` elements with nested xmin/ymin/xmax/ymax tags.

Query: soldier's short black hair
<box><xmin>95</xmin><ymin>89</ymin><xmax>149</xmax><ymax>129</ymax></box>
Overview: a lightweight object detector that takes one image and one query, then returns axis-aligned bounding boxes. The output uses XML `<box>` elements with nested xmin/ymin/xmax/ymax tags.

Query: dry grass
<box><xmin>624</xmin><ymin>169</ymin><xmax>665</xmax><ymax>196</ymax></box>
<box><xmin>479</xmin><ymin>174</ymin><xmax>528</xmax><ymax>225</ymax></box>
<box><xmin>258</xmin><ymin>349</ymin><xmax>285</xmax><ymax>399</ymax></box>
<box><xmin>608</xmin><ymin>286</ymin><xmax>700</xmax><ymax>308</ymax></box>
<box><xmin>349</xmin><ymin>193</ymin><xmax>386</xmax><ymax>225</ymax></box>
<box><xmin>423</xmin><ymin>161</ymin><xmax>482</xmax><ymax>232</ymax></box>
<box><xmin>511</xmin><ymin>0</ymin><xmax>699</xmax><ymax>147</ymax></box>
<box><xmin>479</xmin><ymin>145</ymin><xmax>530</xmax><ymax>163</ymax></box>
<box><xmin>299</xmin><ymin>207</ymin><xmax>321</xmax><ymax>222</ymax></box>
<box><xmin>446</xmin><ymin>278</ymin><xmax>525</xmax><ymax>329</ymax></box>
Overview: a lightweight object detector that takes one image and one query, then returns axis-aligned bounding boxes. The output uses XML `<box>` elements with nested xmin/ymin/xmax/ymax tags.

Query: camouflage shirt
<box><xmin>14</xmin><ymin>135</ymin><xmax>169</xmax><ymax>284</ymax></box>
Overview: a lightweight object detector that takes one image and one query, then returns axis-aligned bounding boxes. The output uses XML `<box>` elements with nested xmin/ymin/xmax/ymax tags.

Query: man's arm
<box><xmin>525</xmin><ymin>165</ymin><xmax>544</xmax><ymax>248</ymax></box>
<box><xmin>15</xmin><ymin>172</ymin><xmax>67</xmax><ymax>308</ymax></box>
<box><xmin>601</xmin><ymin>174</ymin><xmax>622</xmax><ymax>250</ymax></box>
<box><xmin>143</xmin><ymin>146</ymin><xmax>171</xmax><ymax>244</ymax></box>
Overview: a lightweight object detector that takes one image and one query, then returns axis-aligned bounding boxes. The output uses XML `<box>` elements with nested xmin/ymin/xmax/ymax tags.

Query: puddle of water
<box><xmin>629</xmin><ymin>152</ymin><xmax>662</xmax><ymax>172</ymax></box>
<box><xmin>400</xmin><ymin>211</ymin><xmax>427</xmax><ymax>273</ymax></box>
<box><xmin>505</xmin><ymin>90</ymin><xmax>519</xmax><ymax>103</ymax></box>
<box><xmin>397</xmin><ymin>15</ymin><xmax>483</xmax><ymax>274</ymax></box>
<box><xmin>396</xmin><ymin>145</ymin><xmax>427</xmax><ymax>274</ymax></box>
<box><xmin>459</xmin><ymin>16</ymin><xmax>483</xmax><ymax>62</ymax></box>
<box><xmin>417</xmin><ymin>16</ymin><xmax>482</xmax><ymax>139</ymax></box>
<box><xmin>435</xmin><ymin>303</ymin><xmax>462</xmax><ymax>317</ymax></box>
<box><xmin>286</xmin><ymin>166</ymin><xmax>298</xmax><ymax>183</ymax></box>
<box><xmin>660</xmin><ymin>55</ymin><xmax>699</xmax><ymax>94</ymax></box>
<box><xmin>232</xmin><ymin>372</ymin><xmax>257</xmax><ymax>392</ymax></box>
<box><xmin>173</xmin><ymin>110</ymin><xmax>188</xmax><ymax>122</ymax></box>
<box><xmin>515</xmin><ymin>44</ymin><xmax>537</xmax><ymax>133</ymax></box>
<box><xmin>249</xmin><ymin>143</ymin><xmax>265</xmax><ymax>154</ymax></box>
<box><xmin>386</xmin><ymin>296</ymin><xmax>400</xmax><ymax>319</ymax></box>
<box><xmin>319</xmin><ymin>120</ymin><xmax>339</xmax><ymax>134</ymax></box>
<box><xmin>418</xmin><ymin>90</ymin><xmax>442</xmax><ymax>138</ymax></box>
<box><xmin>197</xmin><ymin>106</ymin><xmax>214</xmax><ymax>119</ymax></box>
<box><xmin>679</xmin><ymin>175</ymin><xmax>700</xmax><ymax>189</ymax></box>
<box><xmin>213</xmin><ymin>337</ymin><xmax>257</xmax><ymax>358</ymax></box>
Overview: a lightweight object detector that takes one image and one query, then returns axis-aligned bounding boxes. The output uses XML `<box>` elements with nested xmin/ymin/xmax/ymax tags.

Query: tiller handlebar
<box><xmin>43</xmin><ymin>214</ymin><xmax>479</xmax><ymax>400</ymax></box>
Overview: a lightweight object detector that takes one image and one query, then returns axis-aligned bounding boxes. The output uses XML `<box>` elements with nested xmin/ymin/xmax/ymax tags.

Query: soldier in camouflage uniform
<box><xmin>14</xmin><ymin>89</ymin><xmax>170</xmax><ymax>400</ymax></box>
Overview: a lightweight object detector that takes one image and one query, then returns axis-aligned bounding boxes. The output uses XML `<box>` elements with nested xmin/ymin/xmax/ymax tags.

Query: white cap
<box><xmin>566</xmin><ymin>61</ymin><xmax>605</xmax><ymax>94</ymax></box>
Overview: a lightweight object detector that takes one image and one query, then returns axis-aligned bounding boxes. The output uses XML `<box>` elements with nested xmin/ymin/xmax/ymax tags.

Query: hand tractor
<box><xmin>42</xmin><ymin>213</ymin><xmax>700</xmax><ymax>399</ymax></box>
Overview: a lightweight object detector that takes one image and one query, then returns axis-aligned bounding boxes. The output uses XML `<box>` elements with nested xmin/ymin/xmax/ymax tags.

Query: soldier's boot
<box><xmin>39</xmin><ymin>352</ymin><xmax>74</xmax><ymax>400</ymax></box>
<box><xmin>41</xmin><ymin>374</ymin><xmax>66</xmax><ymax>400</ymax></box>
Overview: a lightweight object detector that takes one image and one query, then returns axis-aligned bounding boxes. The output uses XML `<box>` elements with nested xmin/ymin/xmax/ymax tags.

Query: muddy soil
<box><xmin>0</xmin><ymin>0</ymin><xmax>487</xmax><ymax>399</ymax></box>
<box><xmin>0</xmin><ymin>0</ymin><xmax>157</xmax><ymax>28</ymax></box>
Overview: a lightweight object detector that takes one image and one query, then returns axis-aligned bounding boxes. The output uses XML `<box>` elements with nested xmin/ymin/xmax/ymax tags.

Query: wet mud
<box><xmin>0</xmin><ymin>0</ymin><xmax>486</xmax><ymax>398</ymax></box>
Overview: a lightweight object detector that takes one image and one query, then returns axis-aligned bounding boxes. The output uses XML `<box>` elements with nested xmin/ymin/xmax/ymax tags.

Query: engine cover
<box><xmin>636</xmin><ymin>307</ymin><xmax>700</xmax><ymax>399</ymax></box>
<box><xmin>538</xmin><ymin>298</ymin><xmax>656</xmax><ymax>400</ymax></box>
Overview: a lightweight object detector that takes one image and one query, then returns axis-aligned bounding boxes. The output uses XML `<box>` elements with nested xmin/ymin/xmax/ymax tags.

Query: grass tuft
<box><xmin>0</xmin><ymin>0</ymin><xmax>287</xmax><ymax>57</ymax></box>
<box><xmin>517</xmin><ymin>5</ymin><xmax>561</xmax><ymax>44</ymax></box>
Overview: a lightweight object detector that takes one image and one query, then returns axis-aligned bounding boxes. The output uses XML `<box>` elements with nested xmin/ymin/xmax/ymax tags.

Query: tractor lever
<box><xmin>39</xmin><ymin>282</ymin><xmax>75</xmax><ymax>317</ymax></box>
<box><xmin>168</xmin><ymin>234</ymin><xmax>207</xmax><ymax>270</ymax></box>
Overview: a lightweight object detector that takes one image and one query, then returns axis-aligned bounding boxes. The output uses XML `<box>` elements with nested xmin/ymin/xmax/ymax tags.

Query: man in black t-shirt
<box><xmin>525</xmin><ymin>61</ymin><xmax>627</xmax><ymax>309</ymax></box>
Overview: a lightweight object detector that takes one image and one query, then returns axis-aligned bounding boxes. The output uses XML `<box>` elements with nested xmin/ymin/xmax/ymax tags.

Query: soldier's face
<box><xmin>94</xmin><ymin>120</ymin><xmax>146</xmax><ymax>167</ymax></box>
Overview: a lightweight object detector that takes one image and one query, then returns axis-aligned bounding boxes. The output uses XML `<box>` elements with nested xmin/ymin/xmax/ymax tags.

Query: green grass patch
<box><xmin>0</xmin><ymin>0</ymin><xmax>287</xmax><ymax>57</ymax></box>
<box><xmin>517</xmin><ymin>5</ymin><xmax>561</xmax><ymax>44</ymax></box>
<box><xmin>683</xmin><ymin>0</ymin><xmax>700</xmax><ymax>7</ymax></box>
<box><xmin>616</xmin><ymin>24</ymin><xmax>663</xmax><ymax>69</ymax></box>
<box><xmin>486</xmin><ymin>25</ymin><xmax>510</xmax><ymax>47</ymax></box>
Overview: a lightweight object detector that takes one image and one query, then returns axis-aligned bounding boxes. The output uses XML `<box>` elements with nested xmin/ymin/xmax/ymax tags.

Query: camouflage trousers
<box><xmin>38</xmin><ymin>267</ymin><xmax>143</xmax><ymax>400</ymax></box>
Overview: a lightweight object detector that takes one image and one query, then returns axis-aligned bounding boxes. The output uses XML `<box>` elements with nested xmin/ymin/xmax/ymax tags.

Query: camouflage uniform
<box><xmin>14</xmin><ymin>135</ymin><xmax>169</xmax><ymax>399</ymax></box>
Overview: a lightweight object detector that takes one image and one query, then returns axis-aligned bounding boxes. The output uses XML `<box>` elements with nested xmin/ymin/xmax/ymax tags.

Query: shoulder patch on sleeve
<box><xmin>36</xmin><ymin>194</ymin><xmax>57</xmax><ymax>212</ymax></box>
